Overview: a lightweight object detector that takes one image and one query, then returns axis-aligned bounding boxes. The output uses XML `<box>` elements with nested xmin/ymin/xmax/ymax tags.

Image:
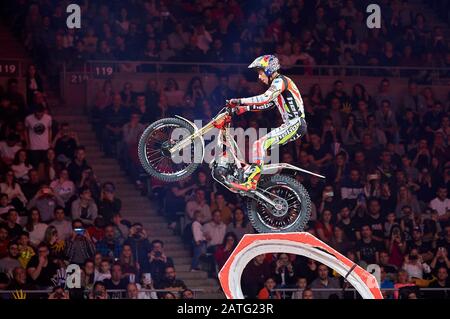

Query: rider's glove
<box><xmin>227</xmin><ymin>98</ymin><xmax>241</xmax><ymax>107</ymax></box>
<box><xmin>231</xmin><ymin>105</ymin><xmax>249</xmax><ymax>116</ymax></box>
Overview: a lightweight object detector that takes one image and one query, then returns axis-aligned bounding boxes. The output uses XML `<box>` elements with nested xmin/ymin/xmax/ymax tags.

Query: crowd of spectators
<box><xmin>2</xmin><ymin>0</ymin><xmax>450</xmax><ymax>83</ymax></box>
<box><xmin>0</xmin><ymin>74</ymin><xmax>200</xmax><ymax>299</ymax></box>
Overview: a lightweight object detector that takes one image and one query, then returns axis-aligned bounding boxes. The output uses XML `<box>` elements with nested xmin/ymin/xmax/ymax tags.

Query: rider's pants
<box><xmin>252</xmin><ymin>117</ymin><xmax>307</xmax><ymax>164</ymax></box>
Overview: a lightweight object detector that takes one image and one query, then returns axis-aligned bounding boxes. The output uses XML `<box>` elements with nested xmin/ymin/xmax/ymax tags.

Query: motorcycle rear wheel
<box><xmin>246</xmin><ymin>174</ymin><xmax>311</xmax><ymax>233</ymax></box>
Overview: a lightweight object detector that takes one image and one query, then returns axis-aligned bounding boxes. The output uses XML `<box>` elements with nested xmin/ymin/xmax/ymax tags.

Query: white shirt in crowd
<box><xmin>430</xmin><ymin>197</ymin><xmax>450</xmax><ymax>217</ymax></box>
<box><xmin>203</xmin><ymin>221</ymin><xmax>226</xmax><ymax>247</ymax></box>
<box><xmin>25</xmin><ymin>113</ymin><xmax>52</xmax><ymax>150</ymax></box>
<box><xmin>11</xmin><ymin>163</ymin><xmax>33</xmax><ymax>182</ymax></box>
<box><xmin>0</xmin><ymin>183</ymin><xmax>27</xmax><ymax>205</ymax></box>
<box><xmin>185</xmin><ymin>200</ymin><xmax>211</xmax><ymax>223</ymax></box>
<box><xmin>27</xmin><ymin>223</ymin><xmax>48</xmax><ymax>246</ymax></box>
<box><xmin>50</xmin><ymin>180</ymin><xmax>76</xmax><ymax>202</ymax></box>
<box><xmin>192</xmin><ymin>220</ymin><xmax>205</xmax><ymax>243</ymax></box>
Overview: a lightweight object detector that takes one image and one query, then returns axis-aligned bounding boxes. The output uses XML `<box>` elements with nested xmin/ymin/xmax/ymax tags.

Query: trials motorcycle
<box><xmin>138</xmin><ymin>103</ymin><xmax>325</xmax><ymax>233</ymax></box>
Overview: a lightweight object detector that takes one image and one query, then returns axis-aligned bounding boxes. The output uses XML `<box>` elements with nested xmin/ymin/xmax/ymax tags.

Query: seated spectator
<box><xmin>330</xmin><ymin>225</ymin><xmax>353</xmax><ymax>255</ymax></box>
<box><xmin>37</xmin><ymin>148</ymin><xmax>63</xmax><ymax>184</ymax></box>
<box><xmin>65</xmin><ymin>219</ymin><xmax>96</xmax><ymax>265</ymax></box>
<box><xmin>203</xmin><ymin>210</ymin><xmax>226</xmax><ymax>256</ymax></box>
<box><xmin>395</xmin><ymin>186</ymin><xmax>421</xmax><ymax>218</ymax></box>
<box><xmin>340</xmin><ymin>169</ymin><xmax>364</xmax><ymax>205</ymax></box>
<box><xmin>120</xmin><ymin>244</ymin><xmax>139</xmax><ymax>279</ymax></box>
<box><xmin>241</xmin><ymin>254</ymin><xmax>272</xmax><ymax>299</ymax></box>
<box><xmin>22</xmin><ymin>169</ymin><xmax>42</xmax><ymax>201</ymax></box>
<box><xmin>394</xmin><ymin>269</ymin><xmax>416</xmax><ymax>299</ymax></box>
<box><xmin>41</xmin><ymin>225</ymin><xmax>64</xmax><ymax>261</ymax></box>
<box><xmin>3</xmin><ymin>209</ymin><xmax>22</xmax><ymax>240</ymax></box>
<box><xmin>402</xmin><ymin>248</ymin><xmax>431</xmax><ymax>280</ymax></box>
<box><xmin>0</xmin><ymin>133</ymin><xmax>21</xmax><ymax>167</ymax></box>
<box><xmin>0</xmin><ymin>193</ymin><xmax>14</xmax><ymax>217</ymax></box>
<box><xmin>48</xmin><ymin>286</ymin><xmax>70</xmax><ymax>299</ymax></box>
<box><xmin>257</xmin><ymin>277</ymin><xmax>281</xmax><ymax>299</ymax></box>
<box><xmin>104</xmin><ymin>263</ymin><xmax>129</xmax><ymax>299</ymax></box>
<box><xmin>124</xmin><ymin>223</ymin><xmax>151</xmax><ymax>267</ymax></box>
<box><xmin>111</xmin><ymin>212</ymin><xmax>130</xmax><ymax>242</ymax></box>
<box><xmin>86</xmin><ymin>217</ymin><xmax>106</xmax><ymax>244</ymax></box>
<box><xmin>7</xmin><ymin>266</ymin><xmax>36</xmax><ymax>291</ymax></box>
<box><xmin>429</xmin><ymin>186</ymin><xmax>450</xmax><ymax>222</ymax></box>
<box><xmin>26</xmin><ymin>185</ymin><xmax>64</xmax><ymax>223</ymax></box>
<box><xmin>181</xmin><ymin>288</ymin><xmax>194</xmax><ymax>300</ymax></box>
<box><xmin>71</xmin><ymin>187</ymin><xmax>98</xmax><ymax>226</ymax></box>
<box><xmin>49</xmin><ymin>206</ymin><xmax>72</xmax><ymax>240</ymax></box>
<box><xmin>96</xmin><ymin>224</ymin><xmax>122</xmax><ymax>260</ymax></box>
<box><xmin>0</xmin><ymin>242</ymin><xmax>21</xmax><ymax>277</ymax></box>
<box><xmin>94</xmin><ymin>258</ymin><xmax>111</xmax><ymax>282</ymax></box>
<box><xmin>26</xmin><ymin>243</ymin><xmax>58</xmax><ymax>289</ymax></box>
<box><xmin>0</xmin><ymin>170</ymin><xmax>27</xmax><ymax>210</ymax></box>
<box><xmin>120</xmin><ymin>112</ymin><xmax>145</xmax><ymax>183</ymax></box>
<box><xmin>17</xmin><ymin>231</ymin><xmax>36</xmax><ymax>268</ymax></box>
<box><xmin>24</xmin><ymin>207</ymin><xmax>48</xmax><ymax>246</ymax></box>
<box><xmin>53</xmin><ymin>122</ymin><xmax>78</xmax><ymax>164</ymax></box>
<box><xmin>226</xmin><ymin>207</ymin><xmax>254</xmax><ymax>241</ymax></box>
<box><xmin>428</xmin><ymin>267</ymin><xmax>450</xmax><ymax>299</ymax></box>
<box><xmin>98</xmin><ymin>182</ymin><xmax>121</xmax><ymax>223</ymax></box>
<box><xmin>81</xmin><ymin>259</ymin><xmax>96</xmax><ymax>291</ymax></box>
<box><xmin>142</xmin><ymin>239</ymin><xmax>174</xmax><ymax>284</ymax></box>
<box><xmin>0</xmin><ymin>225</ymin><xmax>9</xmax><ymax>258</ymax></box>
<box><xmin>214</xmin><ymin>232</ymin><xmax>237</xmax><ymax>270</ymax></box>
<box><xmin>185</xmin><ymin>188</ymin><xmax>211</xmax><ymax>223</ymax></box>
<box><xmin>310</xmin><ymin>264</ymin><xmax>342</xmax><ymax>299</ymax></box>
<box><xmin>210</xmin><ymin>193</ymin><xmax>232</xmax><ymax>225</ymax></box>
<box><xmin>67</xmin><ymin>146</ymin><xmax>91</xmax><ymax>185</ymax></box>
<box><xmin>430</xmin><ymin>247</ymin><xmax>450</xmax><ymax>274</ymax></box>
<box><xmin>274</xmin><ymin>253</ymin><xmax>296</xmax><ymax>288</ymax></box>
<box><xmin>50</xmin><ymin>169</ymin><xmax>76</xmax><ymax>203</ymax></box>
<box><xmin>291</xmin><ymin>277</ymin><xmax>308</xmax><ymax>299</ymax></box>
<box><xmin>89</xmin><ymin>281</ymin><xmax>109</xmax><ymax>299</ymax></box>
<box><xmin>356</xmin><ymin>225</ymin><xmax>383</xmax><ymax>266</ymax></box>
<box><xmin>407</xmin><ymin>227</ymin><xmax>434</xmax><ymax>262</ymax></box>
<box><xmin>315</xmin><ymin>209</ymin><xmax>334</xmax><ymax>244</ymax></box>
<box><xmin>155</xmin><ymin>266</ymin><xmax>187</xmax><ymax>294</ymax></box>
<box><xmin>363</xmin><ymin>198</ymin><xmax>385</xmax><ymax>242</ymax></box>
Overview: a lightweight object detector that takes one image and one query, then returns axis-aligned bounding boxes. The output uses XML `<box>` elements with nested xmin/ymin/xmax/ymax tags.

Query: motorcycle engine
<box><xmin>210</xmin><ymin>154</ymin><xmax>241</xmax><ymax>183</ymax></box>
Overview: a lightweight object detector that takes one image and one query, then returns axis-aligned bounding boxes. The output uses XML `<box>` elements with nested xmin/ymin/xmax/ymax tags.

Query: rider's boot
<box><xmin>229</xmin><ymin>163</ymin><xmax>262</xmax><ymax>191</ymax></box>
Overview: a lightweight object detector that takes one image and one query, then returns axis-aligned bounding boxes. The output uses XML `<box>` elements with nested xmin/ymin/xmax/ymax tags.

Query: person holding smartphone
<box><xmin>65</xmin><ymin>219</ymin><xmax>95</xmax><ymax>265</ymax></box>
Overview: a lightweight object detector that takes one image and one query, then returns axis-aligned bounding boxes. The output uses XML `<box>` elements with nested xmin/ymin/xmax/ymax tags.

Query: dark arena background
<box><xmin>0</xmin><ymin>0</ymin><xmax>449</xmax><ymax>303</ymax></box>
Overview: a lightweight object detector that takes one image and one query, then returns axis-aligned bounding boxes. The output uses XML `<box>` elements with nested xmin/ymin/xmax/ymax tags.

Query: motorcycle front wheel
<box><xmin>246</xmin><ymin>174</ymin><xmax>311</xmax><ymax>233</ymax></box>
<box><xmin>138</xmin><ymin>117</ymin><xmax>203</xmax><ymax>183</ymax></box>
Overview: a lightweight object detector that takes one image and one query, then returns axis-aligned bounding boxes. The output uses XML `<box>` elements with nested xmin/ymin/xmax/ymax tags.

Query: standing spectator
<box><xmin>310</xmin><ymin>264</ymin><xmax>342</xmax><ymax>299</ymax></box>
<box><xmin>71</xmin><ymin>187</ymin><xmax>98</xmax><ymax>226</ymax></box>
<box><xmin>102</xmin><ymin>93</ymin><xmax>128</xmax><ymax>157</ymax></box>
<box><xmin>26</xmin><ymin>185</ymin><xmax>64</xmax><ymax>223</ymax></box>
<box><xmin>65</xmin><ymin>219</ymin><xmax>96</xmax><ymax>265</ymax></box>
<box><xmin>124</xmin><ymin>223</ymin><xmax>151</xmax><ymax>267</ymax></box>
<box><xmin>95</xmin><ymin>224</ymin><xmax>122</xmax><ymax>260</ymax></box>
<box><xmin>22</xmin><ymin>169</ymin><xmax>42</xmax><ymax>200</ymax></box>
<box><xmin>49</xmin><ymin>206</ymin><xmax>72</xmax><ymax>240</ymax></box>
<box><xmin>203</xmin><ymin>210</ymin><xmax>227</xmax><ymax>254</ymax></box>
<box><xmin>67</xmin><ymin>146</ymin><xmax>91</xmax><ymax>185</ymax></box>
<box><xmin>25</xmin><ymin>105</ymin><xmax>52</xmax><ymax>167</ymax></box>
<box><xmin>226</xmin><ymin>207</ymin><xmax>254</xmax><ymax>241</ymax></box>
<box><xmin>0</xmin><ymin>133</ymin><xmax>21</xmax><ymax>167</ymax></box>
<box><xmin>25</xmin><ymin>64</ymin><xmax>44</xmax><ymax>107</ymax></box>
<box><xmin>191</xmin><ymin>210</ymin><xmax>207</xmax><ymax>272</ymax></box>
<box><xmin>274</xmin><ymin>253</ymin><xmax>296</xmax><ymax>288</ymax></box>
<box><xmin>37</xmin><ymin>148</ymin><xmax>63</xmax><ymax>184</ymax></box>
<box><xmin>53</xmin><ymin>123</ymin><xmax>78</xmax><ymax>164</ymax></box>
<box><xmin>142</xmin><ymin>240</ymin><xmax>174</xmax><ymax>283</ymax></box>
<box><xmin>98</xmin><ymin>182</ymin><xmax>121</xmax><ymax>223</ymax></box>
<box><xmin>24</xmin><ymin>207</ymin><xmax>48</xmax><ymax>246</ymax></box>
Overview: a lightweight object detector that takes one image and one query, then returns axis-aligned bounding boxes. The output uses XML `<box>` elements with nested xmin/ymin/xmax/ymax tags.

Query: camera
<box><xmin>154</xmin><ymin>251</ymin><xmax>162</xmax><ymax>258</ymax></box>
<box><xmin>74</xmin><ymin>228</ymin><xmax>85</xmax><ymax>236</ymax></box>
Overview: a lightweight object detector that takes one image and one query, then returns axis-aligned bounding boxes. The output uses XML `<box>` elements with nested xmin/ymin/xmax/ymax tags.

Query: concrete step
<box><xmin>177</xmin><ymin>271</ymin><xmax>208</xmax><ymax>279</ymax></box>
<box><xmin>183</xmin><ymin>278</ymin><xmax>219</xmax><ymax>288</ymax></box>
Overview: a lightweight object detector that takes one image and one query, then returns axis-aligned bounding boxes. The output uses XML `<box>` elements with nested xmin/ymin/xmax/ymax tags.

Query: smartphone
<box><xmin>74</xmin><ymin>228</ymin><xmax>85</xmax><ymax>236</ymax></box>
<box><xmin>325</xmin><ymin>191</ymin><xmax>334</xmax><ymax>197</ymax></box>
